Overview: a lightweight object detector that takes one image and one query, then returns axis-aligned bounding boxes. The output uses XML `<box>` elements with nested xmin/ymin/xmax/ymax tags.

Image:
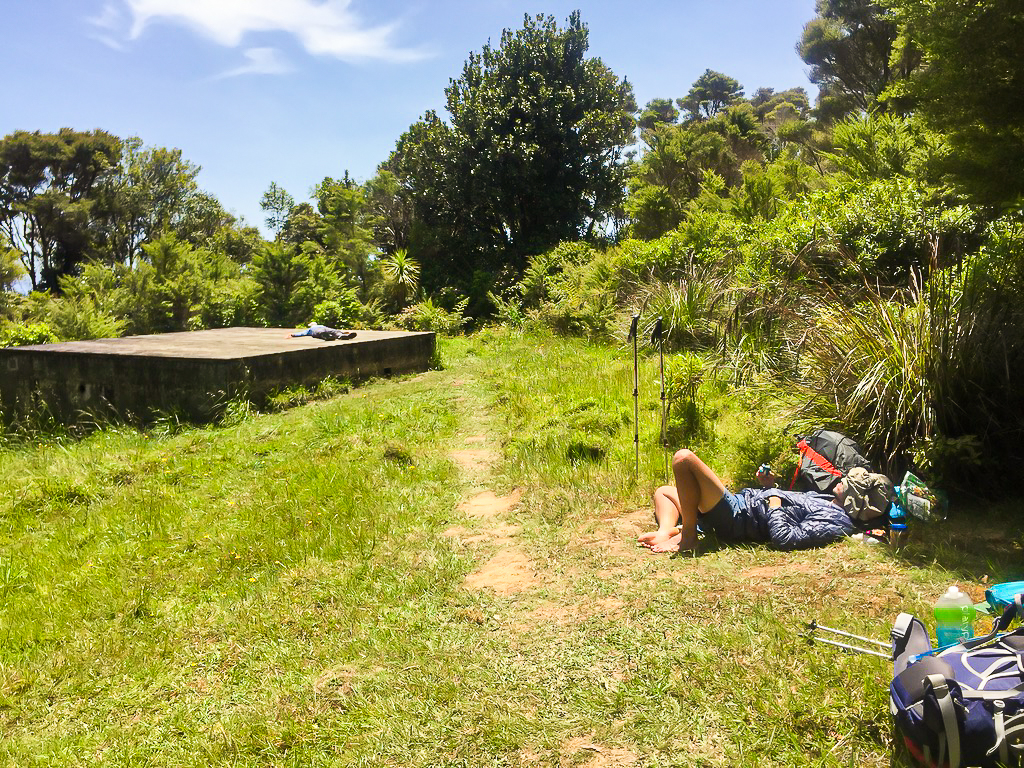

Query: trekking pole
<box><xmin>650</xmin><ymin>317</ymin><xmax>668</xmax><ymax>482</ymax></box>
<box><xmin>805</xmin><ymin>620</ymin><xmax>891</xmax><ymax>659</ymax></box>
<box><xmin>627</xmin><ymin>313</ymin><xmax>640</xmax><ymax>482</ymax></box>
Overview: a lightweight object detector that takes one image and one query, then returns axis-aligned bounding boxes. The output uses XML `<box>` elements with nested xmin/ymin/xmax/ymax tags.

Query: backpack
<box><xmin>790</xmin><ymin>428</ymin><xmax>872</xmax><ymax>493</ymax></box>
<box><xmin>890</xmin><ymin>594</ymin><xmax>1024</xmax><ymax>767</ymax></box>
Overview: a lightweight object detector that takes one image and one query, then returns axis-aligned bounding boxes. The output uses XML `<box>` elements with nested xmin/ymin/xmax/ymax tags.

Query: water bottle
<box><xmin>888</xmin><ymin>497</ymin><xmax>908</xmax><ymax>551</ymax></box>
<box><xmin>934</xmin><ymin>585</ymin><xmax>975</xmax><ymax>646</ymax></box>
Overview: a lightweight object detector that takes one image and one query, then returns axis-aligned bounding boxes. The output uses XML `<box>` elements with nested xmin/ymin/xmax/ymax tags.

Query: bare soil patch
<box><xmin>459</xmin><ymin>489</ymin><xmax>522</xmax><ymax>519</ymax></box>
<box><xmin>443</xmin><ymin>522</ymin><xmax>520</xmax><ymax>546</ymax></box>
<box><xmin>463</xmin><ymin>546</ymin><xmax>537</xmax><ymax>594</ymax></box>
<box><xmin>450</xmin><ymin>448</ymin><xmax>497</xmax><ymax>473</ymax></box>
<box><xmin>559</xmin><ymin>737</ymin><xmax>638</xmax><ymax>768</ymax></box>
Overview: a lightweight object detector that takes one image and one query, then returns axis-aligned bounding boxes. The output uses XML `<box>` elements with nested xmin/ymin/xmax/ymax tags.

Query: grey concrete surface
<box><xmin>0</xmin><ymin>327</ymin><xmax>436</xmax><ymax>425</ymax></box>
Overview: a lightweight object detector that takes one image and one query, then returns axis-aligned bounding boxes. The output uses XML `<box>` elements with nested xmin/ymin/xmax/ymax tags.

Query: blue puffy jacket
<box><xmin>725</xmin><ymin>488</ymin><xmax>854</xmax><ymax>550</ymax></box>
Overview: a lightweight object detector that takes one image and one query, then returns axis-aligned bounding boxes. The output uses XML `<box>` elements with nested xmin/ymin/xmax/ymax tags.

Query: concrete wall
<box><xmin>0</xmin><ymin>328</ymin><xmax>436</xmax><ymax>425</ymax></box>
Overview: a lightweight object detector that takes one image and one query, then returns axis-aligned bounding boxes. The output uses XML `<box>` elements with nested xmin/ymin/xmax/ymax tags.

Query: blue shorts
<box><xmin>698</xmin><ymin>490</ymin><xmax>742</xmax><ymax>540</ymax></box>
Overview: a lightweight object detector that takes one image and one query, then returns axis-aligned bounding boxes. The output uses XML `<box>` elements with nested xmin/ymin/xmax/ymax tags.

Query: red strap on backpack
<box><xmin>789</xmin><ymin>437</ymin><xmax>844</xmax><ymax>489</ymax></box>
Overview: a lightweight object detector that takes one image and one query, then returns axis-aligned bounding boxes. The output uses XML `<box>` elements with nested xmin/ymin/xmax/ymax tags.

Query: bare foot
<box><xmin>637</xmin><ymin>527</ymin><xmax>680</xmax><ymax>551</ymax></box>
<box><xmin>638</xmin><ymin>530</ymin><xmax>684</xmax><ymax>553</ymax></box>
<box><xmin>676</xmin><ymin>533</ymin><xmax>698</xmax><ymax>555</ymax></box>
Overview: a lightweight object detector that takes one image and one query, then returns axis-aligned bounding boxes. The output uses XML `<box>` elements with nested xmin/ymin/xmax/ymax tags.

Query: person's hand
<box><xmin>756</xmin><ymin>464</ymin><xmax>778</xmax><ymax>488</ymax></box>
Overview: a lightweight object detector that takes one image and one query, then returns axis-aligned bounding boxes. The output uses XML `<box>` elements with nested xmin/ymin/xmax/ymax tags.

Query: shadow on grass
<box><xmin>895</xmin><ymin>496</ymin><xmax>1024</xmax><ymax>583</ymax></box>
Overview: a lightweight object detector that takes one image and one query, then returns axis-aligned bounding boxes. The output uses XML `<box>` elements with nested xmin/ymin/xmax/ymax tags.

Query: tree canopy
<box><xmin>884</xmin><ymin>0</ymin><xmax>1024</xmax><ymax>206</ymax></box>
<box><xmin>798</xmin><ymin>0</ymin><xmax>918</xmax><ymax>121</ymax></box>
<box><xmin>390</xmin><ymin>12</ymin><xmax>636</xmax><ymax>298</ymax></box>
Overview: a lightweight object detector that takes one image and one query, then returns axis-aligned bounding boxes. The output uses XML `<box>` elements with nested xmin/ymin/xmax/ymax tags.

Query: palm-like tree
<box><xmin>382</xmin><ymin>248</ymin><xmax>420</xmax><ymax>308</ymax></box>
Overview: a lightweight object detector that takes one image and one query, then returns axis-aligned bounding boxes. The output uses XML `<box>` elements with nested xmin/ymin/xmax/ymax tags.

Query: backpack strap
<box><xmin>925</xmin><ymin>673</ymin><xmax>961</xmax><ymax>768</ymax></box>
<box><xmin>986</xmin><ymin>702</ymin><xmax>1024</xmax><ymax>765</ymax></box>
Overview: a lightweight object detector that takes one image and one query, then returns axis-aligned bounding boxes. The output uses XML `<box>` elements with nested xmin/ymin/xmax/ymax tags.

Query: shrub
<box><xmin>796</xmin><ymin>249</ymin><xmax>1024</xmax><ymax>480</ymax></box>
<box><xmin>393</xmin><ymin>297</ymin><xmax>470</xmax><ymax>335</ymax></box>
<box><xmin>311</xmin><ymin>290</ymin><xmax>362</xmax><ymax>328</ymax></box>
<box><xmin>0</xmin><ymin>322</ymin><xmax>57</xmax><ymax>347</ymax></box>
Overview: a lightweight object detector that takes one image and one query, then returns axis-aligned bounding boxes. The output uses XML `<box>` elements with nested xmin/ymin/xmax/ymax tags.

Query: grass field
<box><xmin>2</xmin><ymin>329</ymin><xmax>1022</xmax><ymax>767</ymax></box>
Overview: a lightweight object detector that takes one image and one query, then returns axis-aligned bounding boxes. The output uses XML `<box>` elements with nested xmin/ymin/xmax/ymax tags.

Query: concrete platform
<box><xmin>0</xmin><ymin>327</ymin><xmax>436</xmax><ymax>425</ymax></box>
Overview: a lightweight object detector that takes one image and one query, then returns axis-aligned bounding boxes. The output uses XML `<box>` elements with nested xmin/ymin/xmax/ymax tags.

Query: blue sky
<box><xmin>4</xmin><ymin>1</ymin><xmax>818</xmax><ymax>234</ymax></box>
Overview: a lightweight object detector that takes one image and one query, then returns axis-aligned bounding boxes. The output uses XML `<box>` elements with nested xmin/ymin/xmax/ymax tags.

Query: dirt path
<box><xmin>442</xmin><ymin>375</ymin><xmax>538</xmax><ymax>596</ymax></box>
<box><xmin>440</xmin><ymin>371</ymin><xmax>640</xmax><ymax>767</ymax></box>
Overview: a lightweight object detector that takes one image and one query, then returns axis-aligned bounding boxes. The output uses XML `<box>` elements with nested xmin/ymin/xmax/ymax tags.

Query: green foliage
<box><xmin>260</xmin><ymin>181</ymin><xmax>295</xmax><ymax>236</ymax></box>
<box><xmin>1</xmin><ymin>240</ymin><xmax>25</xmax><ymax>291</ymax></box>
<box><xmin>310</xmin><ymin>291</ymin><xmax>362</xmax><ymax>329</ymax></box>
<box><xmin>785</xmin><ymin>174</ymin><xmax>975</xmax><ymax>284</ymax></box>
<box><xmin>197</xmin><ymin>278</ymin><xmax>260</xmax><ymax>329</ymax></box>
<box><xmin>664</xmin><ymin>352</ymin><xmax>713</xmax><ymax>444</ymax></box>
<box><xmin>826</xmin><ymin>113</ymin><xmax>943</xmax><ymax>182</ymax></box>
<box><xmin>677</xmin><ymin>69</ymin><xmax>744</xmax><ymax>121</ymax></box>
<box><xmin>390</xmin><ymin>12</ymin><xmax>635</xmax><ymax>291</ymax></box>
<box><xmin>381</xmin><ymin>248</ymin><xmax>420</xmax><ymax>309</ymax></box>
<box><xmin>0</xmin><ymin>321</ymin><xmax>57</xmax><ymax>347</ymax></box>
<box><xmin>798</xmin><ymin>0</ymin><xmax>918</xmax><ymax>121</ymax></box>
<box><xmin>250</xmin><ymin>241</ymin><xmax>307</xmax><ymax>327</ymax></box>
<box><xmin>629</xmin><ymin>261</ymin><xmax>727</xmax><ymax>352</ymax></box>
<box><xmin>0</xmin><ymin>128</ymin><xmax>121</xmax><ymax>290</ymax></box>
<box><xmin>637</xmin><ymin>97</ymin><xmax>679</xmax><ymax>132</ymax></box>
<box><xmin>884</xmin><ymin>0</ymin><xmax>1024</xmax><ymax>206</ymax></box>
<box><xmin>93</xmin><ymin>139</ymin><xmax>206</xmax><ymax>266</ymax></box>
<box><xmin>393</xmin><ymin>296</ymin><xmax>470</xmax><ymax>335</ymax></box>
<box><xmin>796</xmin><ymin>247</ymin><xmax>1024</xmax><ymax>477</ymax></box>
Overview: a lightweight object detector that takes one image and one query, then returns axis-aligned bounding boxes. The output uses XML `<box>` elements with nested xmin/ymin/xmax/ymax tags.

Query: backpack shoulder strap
<box><xmin>925</xmin><ymin>673</ymin><xmax>961</xmax><ymax>768</ymax></box>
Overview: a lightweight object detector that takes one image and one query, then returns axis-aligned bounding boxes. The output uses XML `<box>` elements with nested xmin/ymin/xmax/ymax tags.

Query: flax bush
<box><xmin>796</xmin><ymin>244</ymin><xmax>1024</xmax><ymax>481</ymax></box>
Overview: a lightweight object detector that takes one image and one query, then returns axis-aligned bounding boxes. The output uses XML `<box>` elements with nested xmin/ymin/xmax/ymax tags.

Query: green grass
<box><xmin>1</xmin><ymin>328</ymin><xmax>1021</xmax><ymax>766</ymax></box>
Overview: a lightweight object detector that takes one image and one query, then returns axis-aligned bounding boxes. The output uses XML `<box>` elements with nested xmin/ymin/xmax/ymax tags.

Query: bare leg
<box><xmin>638</xmin><ymin>486</ymin><xmax>683</xmax><ymax>552</ymax></box>
<box><xmin>672</xmin><ymin>449</ymin><xmax>727</xmax><ymax>552</ymax></box>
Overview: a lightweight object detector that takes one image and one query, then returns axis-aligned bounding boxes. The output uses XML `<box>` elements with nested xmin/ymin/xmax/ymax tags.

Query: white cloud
<box><xmin>213</xmin><ymin>47</ymin><xmax>294</xmax><ymax>79</ymax></box>
<box><xmin>119</xmin><ymin>0</ymin><xmax>427</xmax><ymax>63</ymax></box>
<box><xmin>87</xmin><ymin>2</ymin><xmax>128</xmax><ymax>49</ymax></box>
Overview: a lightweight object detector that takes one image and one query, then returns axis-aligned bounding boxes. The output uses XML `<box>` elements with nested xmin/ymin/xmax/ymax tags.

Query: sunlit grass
<box><xmin>1</xmin><ymin>329</ymin><xmax>1021</xmax><ymax>767</ymax></box>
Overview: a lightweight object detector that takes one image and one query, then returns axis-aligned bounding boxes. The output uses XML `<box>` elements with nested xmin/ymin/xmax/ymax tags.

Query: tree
<box><xmin>251</xmin><ymin>242</ymin><xmax>308</xmax><ymax>326</ymax></box>
<box><xmin>391</xmin><ymin>12</ymin><xmax>636</xmax><ymax>292</ymax></box>
<box><xmin>364</xmin><ymin>169</ymin><xmax>414</xmax><ymax>255</ymax></box>
<box><xmin>315</xmin><ymin>174</ymin><xmax>377</xmax><ymax>297</ymax></box>
<box><xmin>797</xmin><ymin>0</ymin><xmax>918</xmax><ymax>121</ymax></box>
<box><xmin>638</xmin><ymin>98</ymin><xmax>679</xmax><ymax>132</ymax></box>
<box><xmin>92</xmin><ymin>140</ymin><xmax>203</xmax><ymax>267</ymax></box>
<box><xmin>260</xmin><ymin>182</ymin><xmax>295</xmax><ymax>237</ymax></box>
<box><xmin>381</xmin><ymin>248</ymin><xmax>420</xmax><ymax>309</ymax></box>
<box><xmin>0</xmin><ymin>128</ymin><xmax>121</xmax><ymax>290</ymax></box>
<box><xmin>677</xmin><ymin>70</ymin><xmax>744</xmax><ymax>122</ymax></box>
<box><xmin>626</xmin><ymin>104</ymin><xmax>765</xmax><ymax>238</ymax></box>
<box><xmin>884</xmin><ymin>0</ymin><xmax>1024</xmax><ymax>206</ymax></box>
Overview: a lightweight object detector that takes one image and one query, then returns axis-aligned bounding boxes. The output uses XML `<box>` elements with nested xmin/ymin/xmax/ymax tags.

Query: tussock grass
<box><xmin>1</xmin><ymin>329</ymin><xmax>1021</xmax><ymax>766</ymax></box>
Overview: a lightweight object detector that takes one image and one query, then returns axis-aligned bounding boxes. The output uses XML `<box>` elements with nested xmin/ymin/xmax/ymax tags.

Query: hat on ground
<box><xmin>842</xmin><ymin>466</ymin><xmax>894</xmax><ymax>522</ymax></box>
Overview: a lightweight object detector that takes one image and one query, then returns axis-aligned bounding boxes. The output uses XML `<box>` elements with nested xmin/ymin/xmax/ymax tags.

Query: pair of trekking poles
<box><xmin>627</xmin><ymin>313</ymin><xmax>670</xmax><ymax>483</ymax></box>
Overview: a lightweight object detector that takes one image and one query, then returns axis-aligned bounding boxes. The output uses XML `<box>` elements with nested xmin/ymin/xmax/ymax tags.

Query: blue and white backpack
<box><xmin>890</xmin><ymin>593</ymin><xmax>1024</xmax><ymax>767</ymax></box>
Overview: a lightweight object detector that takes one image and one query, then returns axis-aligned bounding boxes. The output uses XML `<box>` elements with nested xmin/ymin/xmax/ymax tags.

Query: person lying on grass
<box><xmin>638</xmin><ymin>449</ymin><xmax>854</xmax><ymax>554</ymax></box>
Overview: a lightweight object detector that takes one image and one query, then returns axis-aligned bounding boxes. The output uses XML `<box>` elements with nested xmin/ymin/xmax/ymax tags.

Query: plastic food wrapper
<box><xmin>897</xmin><ymin>471</ymin><xmax>948</xmax><ymax>522</ymax></box>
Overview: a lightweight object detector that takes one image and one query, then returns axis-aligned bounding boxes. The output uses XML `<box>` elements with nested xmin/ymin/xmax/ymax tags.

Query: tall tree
<box><xmin>677</xmin><ymin>70</ymin><xmax>744</xmax><ymax>122</ymax></box>
<box><xmin>364</xmin><ymin>169</ymin><xmax>414</xmax><ymax>254</ymax></box>
<box><xmin>392</xmin><ymin>12</ymin><xmax>636</xmax><ymax>292</ymax></box>
<box><xmin>93</xmin><ymin>139</ymin><xmax>204</xmax><ymax>266</ymax></box>
<box><xmin>798</xmin><ymin>0</ymin><xmax>918</xmax><ymax>121</ymax></box>
<box><xmin>0</xmin><ymin>129</ymin><xmax>120</xmax><ymax>290</ymax></box>
<box><xmin>638</xmin><ymin>98</ymin><xmax>680</xmax><ymax>132</ymax></box>
<box><xmin>883</xmin><ymin>0</ymin><xmax>1024</xmax><ymax>206</ymax></box>
<box><xmin>260</xmin><ymin>182</ymin><xmax>295</xmax><ymax>237</ymax></box>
